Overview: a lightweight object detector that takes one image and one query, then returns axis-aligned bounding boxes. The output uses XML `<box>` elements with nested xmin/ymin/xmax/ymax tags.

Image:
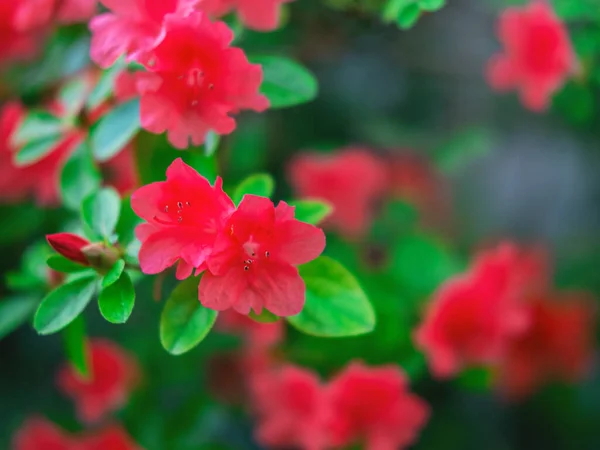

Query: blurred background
<box><xmin>2</xmin><ymin>0</ymin><xmax>600</xmax><ymax>449</ymax></box>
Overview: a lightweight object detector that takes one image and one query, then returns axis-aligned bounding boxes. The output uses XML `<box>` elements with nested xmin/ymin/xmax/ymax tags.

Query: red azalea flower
<box><xmin>100</xmin><ymin>144</ymin><xmax>140</xmax><ymax>196</ymax></box>
<box><xmin>288</xmin><ymin>148</ymin><xmax>387</xmax><ymax>239</ymax></box>
<box><xmin>0</xmin><ymin>2</ymin><xmax>41</xmax><ymax>63</ymax></box>
<box><xmin>131</xmin><ymin>158</ymin><xmax>235</xmax><ymax>278</ymax></box>
<box><xmin>57</xmin><ymin>340</ymin><xmax>140</xmax><ymax>424</ymax></box>
<box><xmin>415</xmin><ymin>243</ymin><xmax>544</xmax><ymax>378</ymax></box>
<box><xmin>199</xmin><ymin>195</ymin><xmax>326</xmax><ymax>316</ymax></box>
<box><xmin>253</xmin><ymin>365</ymin><xmax>331</xmax><ymax>450</ymax></box>
<box><xmin>199</xmin><ymin>0</ymin><xmax>294</xmax><ymax>31</ymax></box>
<box><xmin>497</xmin><ymin>292</ymin><xmax>595</xmax><ymax>399</ymax></box>
<box><xmin>216</xmin><ymin>310</ymin><xmax>284</xmax><ymax>349</ymax></box>
<box><xmin>89</xmin><ymin>0</ymin><xmax>198</xmax><ymax>68</ymax></box>
<box><xmin>12</xmin><ymin>417</ymin><xmax>73</xmax><ymax>450</ymax></box>
<box><xmin>80</xmin><ymin>425</ymin><xmax>142</xmax><ymax>450</ymax></box>
<box><xmin>54</xmin><ymin>0</ymin><xmax>98</xmax><ymax>24</ymax></box>
<box><xmin>46</xmin><ymin>232</ymin><xmax>91</xmax><ymax>266</ymax></box>
<box><xmin>133</xmin><ymin>12</ymin><xmax>268</xmax><ymax>148</ymax></box>
<box><xmin>486</xmin><ymin>0</ymin><xmax>576</xmax><ymax>111</ymax></box>
<box><xmin>14</xmin><ymin>0</ymin><xmax>96</xmax><ymax>31</ymax></box>
<box><xmin>327</xmin><ymin>362</ymin><xmax>429</xmax><ymax>450</ymax></box>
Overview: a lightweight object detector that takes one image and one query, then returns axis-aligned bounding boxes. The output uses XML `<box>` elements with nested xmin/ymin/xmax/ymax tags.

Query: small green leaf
<box><xmin>102</xmin><ymin>259</ymin><xmax>126</xmax><ymax>288</ymax></box>
<box><xmin>90</xmin><ymin>99</ymin><xmax>140</xmax><ymax>162</ymax></box>
<box><xmin>249</xmin><ymin>309</ymin><xmax>280</xmax><ymax>323</ymax></box>
<box><xmin>0</xmin><ymin>296</ymin><xmax>39</xmax><ymax>340</ymax></box>
<box><xmin>81</xmin><ymin>187</ymin><xmax>121</xmax><ymax>239</ymax></box>
<box><xmin>418</xmin><ymin>0</ymin><xmax>445</xmax><ymax>12</ymax></box>
<box><xmin>61</xmin><ymin>141</ymin><xmax>102</xmax><ymax>211</ymax></box>
<box><xmin>87</xmin><ymin>60</ymin><xmax>125</xmax><ymax>111</ymax></box>
<box><xmin>47</xmin><ymin>255</ymin><xmax>88</xmax><ymax>273</ymax></box>
<box><xmin>433</xmin><ymin>127</ymin><xmax>492</xmax><ymax>175</ymax></box>
<box><xmin>204</xmin><ymin>131</ymin><xmax>220</xmax><ymax>157</ymax></box>
<box><xmin>289</xmin><ymin>199</ymin><xmax>333</xmax><ymax>225</ymax></box>
<box><xmin>15</xmin><ymin>134</ymin><xmax>64</xmax><ymax>166</ymax></box>
<box><xmin>98</xmin><ymin>272</ymin><xmax>135</xmax><ymax>324</ymax></box>
<box><xmin>116</xmin><ymin>196</ymin><xmax>143</xmax><ymax>247</ymax></box>
<box><xmin>58</xmin><ymin>77</ymin><xmax>89</xmax><ymax>118</ymax></box>
<box><xmin>288</xmin><ymin>256</ymin><xmax>375</xmax><ymax>337</ymax></box>
<box><xmin>251</xmin><ymin>56</ymin><xmax>318</xmax><ymax>108</ymax></box>
<box><xmin>397</xmin><ymin>3</ymin><xmax>421</xmax><ymax>29</ymax></box>
<box><xmin>34</xmin><ymin>276</ymin><xmax>97</xmax><ymax>335</ymax></box>
<box><xmin>232</xmin><ymin>173</ymin><xmax>275</xmax><ymax>205</ymax></box>
<box><xmin>11</xmin><ymin>111</ymin><xmax>64</xmax><ymax>147</ymax></box>
<box><xmin>63</xmin><ymin>315</ymin><xmax>89</xmax><ymax>378</ymax></box>
<box><xmin>160</xmin><ymin>277</ymin><xmax>218</xmax><ymax>355</ymax></box>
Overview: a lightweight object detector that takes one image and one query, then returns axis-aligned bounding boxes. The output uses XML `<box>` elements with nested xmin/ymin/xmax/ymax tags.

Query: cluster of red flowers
<box><xmin>415</xmin><ymin>242</ymin><xmax>595</xmax><ymax>399</ymax></box>
<box><xmin>288</xmin><ymin>147</ymin><xmax>448</xmax><ymax>239</ymax></box>
<box><xmin>13</xmin><ymin>339</ymin><xmax>141</xmax><ymax>449</ymax></box>
<box><xmin>486</xmin><ymin>0</ymin><xmax>576</xmax><ymax>111</ymax></box>
<box><xmin>131</xmin><ymin>159</ymin><xmax>326</xmax><ymax>316</ymax></box>
<box><xmin>251</xmin><ymin>362</ymin><xmax>429</xmax><ymax>450</ymax></box>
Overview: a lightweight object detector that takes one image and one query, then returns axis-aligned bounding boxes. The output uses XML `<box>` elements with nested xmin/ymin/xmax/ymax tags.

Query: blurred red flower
<box><xmin>253</xmin><ymin>365</ymin><xmax>331</xmax><ymax>450</ymax></box>
<box><xmin>327</xmin><ymin>362</ymin><xmax>429</xmax><ymax>450</ymax></box>
<box><xmin>200</xmin><ymin>195</ymin><xmax>326</xmax><ymax>316</ymax></box>
<box><xmin>15</xmin><ymin>0</ymin><xmax>96</xmax><ymax>31</ymax></box>
<box><xmin>57</xmin><ymin>340</ymin><xmax>140</xmax><ymax>424</ymax></box>
<box><xmin>46</xmin><ymin>232</ymin><xmax>91</xmax><ymax>266</ymax></box>
<box><xmin>497</xmin><ymin>292</ymin><xmax>596</xmax><ymax>399</ymax></box>
<box><xmin>288</xmin><ymin>148</ymin><xmax>387</xmax><ymax>239</ymax></box>
<box><xmin>131</xmin><ymin>158</ymin><xmax>234</xmax><ymax>279</ymax></box>
<box><xmin>199</xmin><ymin>0</ymin><xmax>294</xmax><ymax>31</ymax></box>
<box><xmin>415</xmin><ymin>243</ymin><xmax>544</xmax><ymax>378</ymax></box>
<box><xmin>133</xmin><ymin>12</ymin><xmax>268</xmax><ymax>148</ymax></box>
<box><xmin>89</xmin><ymin>0</ymin><xmax>198</xmax><ymax>68</ymax></box>
<box><xmin>12</xmin><ymin>417</ymin><xmax>73</xmax><ymax>450</ymax></box>
<box><xmin>486</xmin><ymin>0</ymin><xmax>575</xmax><ymax>111</ymax></box>
<box><xmin>79</xmin><ymin>424</ymin><xmax>142</xmax><ymax>450</ymax></box>
<box><xmin>0</xmin><ymin>2</ymin><xmax>42</xmax><ymax>64</ymax></box>
<box><xmin>216</xmin><ymin>310</ymin><xmax>284</xmax><ymax>349</ymax></box>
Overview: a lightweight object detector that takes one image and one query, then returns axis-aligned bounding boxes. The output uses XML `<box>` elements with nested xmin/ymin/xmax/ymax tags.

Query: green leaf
<box><xmin>58</xmin><ymin>77</ymin><xmax>89</xmax><ymax>118</ymax></box>
<box><xmin>289</xmin><ymin>199</ymin><xmax>333</xmax><ymax>225</ymax></box>
<box><xmin>232</xmin><ymin>173</ymin><xmax>275</xmax><ymax>205</ymax></box>
<box><xmin>86</xmin><ymin>60</ymin><xmax>125</xmax><ymax>111</ymax></box>
<box><xmin>434</xmin><ymin>127</ymin><xmax>493</xmax><ymax>175</ymax></box>
<box><xmin>418</xmin><ymin>0</ymin><xmax>445</xmax><ymax>11</ymax></box>
<box><xmin>61</xmin><ymin>141</ymin><xmax>102</xmax><ymax>211</ymax></box>
<box><xmin>160</xmin><ymin>277</ymin><xmax>218</xmax><ymax>355</ymax></box>
<box><xmin>397</xmin><ymin>3</ymin><xmax>421</xmax><ymax>29</ymax></box>
<box><xmin>15</xmin><ymin>134</ymin><xmax>65</xmax><ymax>166</ymax></box>
<box><xmin>102</xmin><ymin>259</ymin><xmax>126</xmax><ymax>288</ymax></box>
<box><xmin>204</xmin><ymin>131</ymin><xmax>220</xmax><ymax>157</ymax></box>
<box><xmin>90</xmin><ymin>99</ymin><xmax>140</xmax><ymax>162</ymax></box>
<box><xmin>34</xmin><ymin>276</ymin><xmax>97</xmax><ymax>335</ymax></box>
<box><xmin>47</xmin><ymin>255</ymin><xmax>88</xmax><ymax>273</ymax></box>
<box><xmin>62</xmin><ymin>315</ymin><xmax>89</xmax><ymax>378</ymax></box>
<box><xmin>248</xmin><ymin>309</ymin><xmax>280</xmax><ymax>323</ymax></box>
<box><xmin>116</xmin><ymin>197</ymin><xmax>143</xmax><ymax>247</ymax></box>
<box><xmin>288</xmin><ymin>256</ymin><xmax>375</xmax><ymax>337</ymax></box>
<box><xmin>251</xmin><ymin>56</ymin><xmax>318</xmax><ymax>108</ymax></box>
<box><xmin>383</xmin><ymin>0</ymin><xmax>414</xmax><ymax>21</ymax></box>
<box><xmin>98</xmin><ymin>271</ymin><xmax>135</xmax><ymax>324</ymax></box>
<box><xmin>81</xmin><ymin>187</ymin><xmax>121</xmax><ymax>239</ymax></box>
<box><xmin>11</xmin><ymin>111</ymin><xmax>64</xmax><ymax>147</ymax></box>
<box><xmin>0</xmin><ymin>296</ymin><xmax>39</xmax><ymax>339</ymax></box>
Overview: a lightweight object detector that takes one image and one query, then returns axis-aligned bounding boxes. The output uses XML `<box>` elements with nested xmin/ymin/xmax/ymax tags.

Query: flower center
<box><xmin>179</xmin><ymin>67</ymin><xmax>215</xmax><ymax>107</ymax></box>
<box><xmin>240</xmin><ymin>239</ymin><xmax>270</xmax><ymax>272</ymax></box>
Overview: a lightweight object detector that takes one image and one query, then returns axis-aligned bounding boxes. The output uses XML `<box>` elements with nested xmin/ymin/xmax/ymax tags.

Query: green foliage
<box><xmin>288</xmin><ymin>256</ymin><xmax>376</xmax><ymax>337</ymax></box>
<box><xmin>289</xmin><ymin>199</ymin><xmax>333</xmax><ymax>225</ymax></box>
<box><xmin>248</xmin><ymin>309</ymin><xmax>280</xmax><ymax>323</ymax></box>
<box><xmin>98</xmin><ymin>271</ymin><xmax>135</xmax><ymax>324</ymax></box>
<box><xmin>203</xmin><ymin>131</ymin><xmax>220</xmax><ymax>157</ymax></box>
<box><xmin>34</xmin><ymin>275</ymin><xmax>97</xmax><ymax>335</ymax></box>
<box><xmin>251</xmin><ymin>56</ymin><xmax>318</xmax><ymax>108</ymax></box>
<box><xmin>60</xmin><ymin>141</ymin><xmax>102</xmax><ymax>211</ymax></box>
<box><xmin>62</xmin><ymin>316</ymin><xmax>89</xmax><ymax>378</ymax></box>
<box><xmin>12</xmin><ymin>111</ymin><xmax>66</xmax><ymax>166</ymax></box>
<box><xmin>383</xmin><ymin>0</ymin><xmax>445</xmax><ymax>29</ymax></box>
<box><xmin>86</xmin><ymin>60</ymin><xmax>126</xmax><ymax>111</ymax></box>
<box><xmin>160</xmin><ymin>278</ymin><xmax>218</xmax><ymax>355</ymax></box>
<box><xmin>47</xmin><ymin>255</ymin><xmax>88</xmax><ymax>273</ymax></box>
<box><xmin>81</xmin><ymin>187</ymin><xmax>121</xmax><ymax>240</ymax></box>
<box><xmin>58</xmin><ymin>77</ymin><xmax>89</xmax><ymax>119</ymax></box>
<box><xmin>232</xmin><ymin>173</ymin><xmax>275</xmax><ymax>205</ymax></box>
<box><xmin>0</xmin><ymin>296</ymin><xmax>39</xmax><ymax>340</ymax></box>
<box><xmin>90</xmin><ymin>99</ymin><xmax>141</xmax><ymax>162</ymax></box>
<box><xmin>102</xmin><ymin>260</ymin><xmax>126</xmax><ymax>288</ymax></box>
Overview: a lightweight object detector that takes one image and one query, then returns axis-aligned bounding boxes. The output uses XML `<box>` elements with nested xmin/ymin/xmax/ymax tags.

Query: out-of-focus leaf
<box><xmin>160</xmin><ymin>277</ymin><xmax>218</xmax><ymax>355</ymax></box>
<box><xmin>12</xmin><ymin>111</ymin><xmax>64</xmax><ymax>146</ymax></box>
<box><xmin>289</xmin><ymin>199</ymin><xmax>333</xmax><ymax>225</ymax></box>
<box><xmin>232</xmin><ymin>173</ymin><xmax>275</xmax><ymax>205</ymax></box>
<box><xmin>251</xmin><ymin>56</ymin><xmax>318</xmax><ymax>108</ymax></box>
<box><xmin>47</xmin><ymin>255</ymin><xmax>88</xmax><ymax>273</ymax></box>
<box><xmin>86</xmin><ymin>60</ymin><xmax>126</xmax><ymax>111</ymax></box>
<box><xmin>61</xmin><ymin>141</ymin><xmax>102</xmax><ymax>211</ymax></box>
<box><xmin>116</xmin><ymin>196</ymin><xmax>143</xmax><ymax>247</ymax></box>
<box><xmin>34</xmin><ymin>275</ymin><xmax>97</xmax><ymax>335</ymax></box>
<box><xmin>204</xmin><ymin>131</ymin><xmax>220</xmax><ymax>157</ymax></box>
<box><xmin>248</xmin><ymin>309</ymin><xmax>280</xmax><ymax>323</ymax></box>
<box><xmin>288</xmin><ymin>256</ymin><xmax>375</xmax><ymax>337</ymax></box>
<box><xmin>90</xmin><ymin>99</ymin><xmax>140</xmax><ymax>162</ymax></box>
<box><xmin>433</xmin><ymin>127</ymin><xmax>492</xmax><ymax>175</ymax></box>
<box><xmin>419</xmin><ymin>0</ymin><xmax>445</xmax><ymax>12</ymax></box>
<box><xmin>58</xmin><ymin>77</ymin><xmax>89</xmax><ymax>118</ymax></box>
<box><xmin>98</xmin><ymin>271</ymin><xmax>135</xmax><ymax>324</ymax></box>
<box><xmin>81</xmin><ymin>187</ymin><xmax>121</xmax><ymax>240</ymax></box>
<box><xmin>62</xmin><ymin>315</ymin><xmax>89</xmax><ymax>378</ymax></box>
<box><xmin>0</xmin><ymin>296</ymin><xmax>39</xmax><ymax>340</ymax></box>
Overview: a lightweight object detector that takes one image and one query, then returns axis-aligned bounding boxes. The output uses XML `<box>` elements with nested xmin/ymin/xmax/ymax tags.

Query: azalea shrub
<box><xmin>1</xmin><ymin>0</ymin><xmax>600</xmax><ymax>449</ymax></box>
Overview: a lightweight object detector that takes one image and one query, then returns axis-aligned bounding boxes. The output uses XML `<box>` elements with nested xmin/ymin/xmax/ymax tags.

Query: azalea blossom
<box><xmin>57</xmin><ymin>340</ymin><xmax>139</xmax><ymax>424</ymax></box>
<box><xmin>199</xmin><ymin>195</ymin><xmax>326</xmax><ymax>316</ymax></box>
<box><xmin>216</xmin><ymin>310</ymin><xmax>284</xmax><ymax>349</ymax></box>
<box><xmin>0</xmin><ymin>2</ymin><xmax>41</xmax><ymax>64</ymax></box>
<box><xmin>14</xmin><ymin>0</ymin><xmax>97</xmax><ymax>31</ymax></box>
<box><xmin>89</xmin><ymin>0</ymin><xmax>198</xmax><ymax>68</ymax></box>
<box><xmin>199</xmin><ymin>0</ymin><xmax>294</xmax><ymax>31</ymax></box>
<box><xmin>486</xmin><ymin>0</ymin><xmax>576</xmax><ymax>111</ymax></box>
<box><xmin>131</xmin><ymin>158</ymin><xmax>235</xmax><ymax>278</ymax></box>
<box><xmin>288</xmin><ymin>148</ymin><xmax>387</xmax><ymax>239</ymax></box>
<box><xmin>327</xmin><ymin>362</ymin><xmax>429</xmax><ymax>450</ymax></box>
<box><xmin>497</xmin><ymin>292</ymin><xmax>595</xmax><ymax>399</ymax></box>
<box><xmin>12</xmin><ymin>417</ymin><xmax>73</xmax><ymax>450</ymax></box>
<box><xmin>132</xmin><ymin>12</ymin><xmax>268</xmax><ymax>148</ymax></box>
<box><xmin>79</xmin><ymin>425</ymin><xmax>142</xmax><ymax>450</ymax></box>
<box><xmin>415</xmin><ymin>243</ymin><xmax>544</xmax><ymax>378</ymax></box>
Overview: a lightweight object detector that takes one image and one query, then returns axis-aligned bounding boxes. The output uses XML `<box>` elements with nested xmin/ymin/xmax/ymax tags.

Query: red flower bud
<box><xmin>46</xmin><ymin>233</ymin><xmax>91</xmax><ymax>266</ymax></box>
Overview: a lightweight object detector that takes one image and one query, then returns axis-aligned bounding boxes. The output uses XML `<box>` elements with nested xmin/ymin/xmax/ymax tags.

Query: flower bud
<box><xmin>81</xmin><ymin>243</ymin><xmax>120</xmax><ymax>273</ymax></box>
<box><xmin>46</xmin><ymin>233</ymin><xmax>91</xmax><ymax>266</ymax></box>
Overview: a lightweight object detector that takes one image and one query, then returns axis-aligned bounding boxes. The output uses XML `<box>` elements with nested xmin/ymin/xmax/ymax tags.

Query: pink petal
<box><xmin>274</xmin><ymin>219</ymin><xmax>326</xmax><ymax>266</ymax></box>
<box><xmin>176</xmin><ymin>260</ymin><xmax>194</xmax><ymax>280</ymax></box>
<box><xmin>198</xmin><ymin>268</ymin><xmax>246</xmax><ymax>311</ymax></box>
<box><xmin>138</xmin><ymin>228</ymin><xmax>197</xmax><ymax>274</ymax></box>
<box><xmin>254</xmin><ymin>263</ymin><xmax>305</xmax><ymax>316</ymax></box>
